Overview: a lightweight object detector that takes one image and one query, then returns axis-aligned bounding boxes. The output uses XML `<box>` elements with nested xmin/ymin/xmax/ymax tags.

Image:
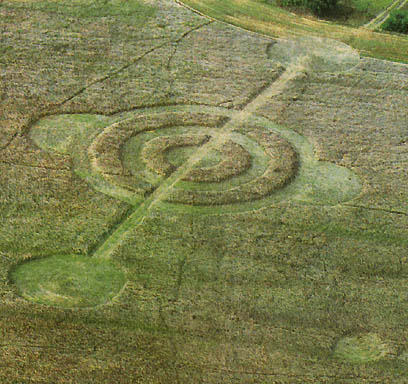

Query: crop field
<box><xmin>1</xmin><ymin>0</ymin><xmax>408</xmax><ymax>382</ymax></box>
<box><xmin>180</xmin><ymin>0</ymin><xmax>408</xmax><ymax>62</ymax></box>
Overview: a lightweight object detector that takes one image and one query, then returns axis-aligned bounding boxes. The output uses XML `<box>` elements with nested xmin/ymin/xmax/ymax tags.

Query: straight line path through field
<box><xmin>364</xmin><ymin>0</ymin><xmax>408</xmax><ymax>30</ymax></box>
<box><xmin>92</xmin><ymin>56</ymin><xmax>310</xmax><ymax>260</ymax></box>
<box><xmin>57</xmin><ymin>21</ymin><xmax>213</xmax><ymax>107</ymax></box>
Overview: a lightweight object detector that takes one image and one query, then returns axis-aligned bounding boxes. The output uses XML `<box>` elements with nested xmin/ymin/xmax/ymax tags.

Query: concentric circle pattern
<box><xmin>22</xmin><ymin>105</ymin><xmax>362</xmax><ymax>308</ymax></box>
<box><xmin>89</xmin><ymin>110</ymin><xmax>299</xmax><ymax>207</ymax></box>
<box><xmin>30</xmin><ymin>106</ymin><xmax>361</xmax><ymax>213</ymax></box>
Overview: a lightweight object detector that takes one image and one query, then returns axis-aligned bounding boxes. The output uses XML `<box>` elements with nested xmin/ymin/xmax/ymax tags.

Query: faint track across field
<box><xmin>364</xmin><ymin>0</ymin><xmax>408</xmax><ymax>30</ymax></box>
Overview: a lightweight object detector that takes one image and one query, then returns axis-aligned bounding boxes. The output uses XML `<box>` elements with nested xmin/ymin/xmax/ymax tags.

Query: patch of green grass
<box><xmin>333</xmin><ymin>333</ymin><xmax>391</xmax><ymax>363</ymax></box>
<box><xmin>30</xmin><ymin>113</ymin><xmax>116</xmax><ymax>155</ymax></box>
<box><xmin>294</xmin><ymin>161</ymin><xmax>362</xmax><ymax>204</ymax></box>
<box><xmin>10</xmin><ymin>254</ymin><xmax>126</xmax><ymax>308</ymax></box>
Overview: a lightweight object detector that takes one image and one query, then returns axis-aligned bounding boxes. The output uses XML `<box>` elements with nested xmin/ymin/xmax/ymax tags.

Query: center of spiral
<box><xmin>141</xmin><ymin>133</ymin><xmax>253</xmax><ymax>183</ymax></box>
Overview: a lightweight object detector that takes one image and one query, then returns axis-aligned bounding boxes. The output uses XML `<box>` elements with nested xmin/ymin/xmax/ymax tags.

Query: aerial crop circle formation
<box><xmin>10</xmin><ymin>26</ymin><xmax>364</xmax><ymax>309</ymax></box>
<box><xmin>12</xmin><ymin>103</ymin><xmax>361</xmax><ymax>308</ymax></box>
<box><xmin>89</xmin><ymin>109</ymin><xmax>299</xmax><ymax>207</ymax></box>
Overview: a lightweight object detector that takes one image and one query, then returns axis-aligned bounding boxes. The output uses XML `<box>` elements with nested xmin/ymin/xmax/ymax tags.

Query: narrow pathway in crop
<box><xmin>92</xmin><ymin>56</ymin><xmax>310</xmax><ymax>260</ymax></box>
<box><xmin>58</xmin><ymin>21</ymin><xmax>213</xmax><ymax>107</ymax></box>
<box><xmin>364</xmin><ymin>0</ymin><xmax>408</xmax><ymax>30</ymax></box>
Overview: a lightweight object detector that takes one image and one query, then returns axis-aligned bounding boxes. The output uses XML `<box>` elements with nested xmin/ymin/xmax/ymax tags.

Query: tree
<box><xmin>275</xmin><ymin>0</ymin><xmax>338</xmax><ymax>17</ymax></box>
<box><xmin>382</xmin><ymin>10</ymin><xmax>408</xmax><ymax>34</ymax></box>
<box><xmin>306</xmin><ymin>0</ymin><xmax>338</xmax><ymax>16</ymax></box>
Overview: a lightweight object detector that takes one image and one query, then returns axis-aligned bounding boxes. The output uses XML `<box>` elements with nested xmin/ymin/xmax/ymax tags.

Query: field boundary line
<box><xmin>0</xmin><ymin>160</ymin><xmax>70</xmax><ymax>171</ymax></box>
<box><xmin>57</xmin><ymin>42</ymin><xmax>171</xmax><ymax>106</ymax></box>
<box><xmin>0</xmin><ymin>132</ymin><xmax>18</xmax><ymax>151</ymax></box>
<box><xmin>57</xmin><ymin>21</ymin><xmax>212</xmax><ymax>107</ymax></box>
<box><xmin>167</xmin><ymin>20</ymin><xmax>214</xmax><ymax>69</ymax></box>
<box><xmin>343</xmin><ymin>203</ymin><xmax>408</xmax><ymax>216</ymax></box>
<box><xmin>173</xmin><ymin>0</ymin><xmax>276</xmax><ymax>41</ymax></box>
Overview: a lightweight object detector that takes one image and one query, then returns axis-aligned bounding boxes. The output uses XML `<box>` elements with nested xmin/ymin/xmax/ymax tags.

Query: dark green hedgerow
<box><xmin>272</xmin><ymin>0</ymin><xmax>339</xmax><ymax>17</ymax></box>
<box><xmin>382</xmin><ymin>10</ymin><xmax>408</xmax><ymax>34</ymax></box>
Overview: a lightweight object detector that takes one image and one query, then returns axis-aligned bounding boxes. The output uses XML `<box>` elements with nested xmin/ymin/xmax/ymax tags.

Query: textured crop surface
<box><xmin>180</xmin><ymin>0</ymin><xmax>408</xmax><ymax>63</ymax></box>
<box><xmin>0</xmin><ymin>0</ymin><xmax>407</xmax><ymax>383</ymax></box>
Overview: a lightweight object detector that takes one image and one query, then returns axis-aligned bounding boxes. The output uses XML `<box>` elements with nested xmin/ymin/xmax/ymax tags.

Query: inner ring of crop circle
<box><xmin>121</xmin><ymin>122</ymin><xmax>299</xmax><ymax>207</ymax></box>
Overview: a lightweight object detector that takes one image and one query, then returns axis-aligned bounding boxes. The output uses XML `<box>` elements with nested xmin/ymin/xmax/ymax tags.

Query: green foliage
<box><xmin>11</xmin><ymin>254</ymin><xmax>126</xmax><ymax>308</ymax></box>
<box><xmin>276</xmin><ymin>0</ymin><xmax>338</xmax><ymax>16</ymax></box>
<box><xmin>382</xmin><ymin>10</ymin><xmax>408</xmax><ymax>34</ymax></box>
<box><xmin>306</xmin><ymin>0</ymin><xmax>338</xmax><ymax>16</ymax></box>
<box><xmin>333</xmin><ymin>334</ymin><xmax>391</xmax><ymax>363</ymax></box>
<box><xmin>275</xmin><ymin>0</ymin><xmax>304</xmax><ymax>7</ymax></box>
